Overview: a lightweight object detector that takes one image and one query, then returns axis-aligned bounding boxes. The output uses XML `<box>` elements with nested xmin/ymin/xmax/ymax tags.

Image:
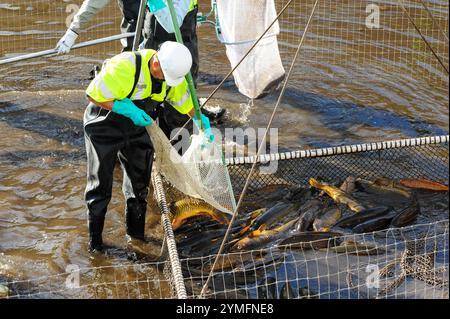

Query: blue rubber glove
<box><xmin>112</xmin><ymin>98</ymin><xmax>153</xmax><ymax>127</ymax></box>
<box><xmin>147</xmin><ymin>0</ymin><xmax>166</xmax><ymax>13</ymax></box>
<box><xmin>193</xmin><ymin>113</ymin><xmax>215</xmax><ymax>143</ymax></box>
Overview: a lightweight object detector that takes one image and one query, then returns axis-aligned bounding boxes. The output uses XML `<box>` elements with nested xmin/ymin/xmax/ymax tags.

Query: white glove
<box><xmin>56</xmin><ymin>29</ymin><xmax>78</xmax><ymax>54</ymax></box>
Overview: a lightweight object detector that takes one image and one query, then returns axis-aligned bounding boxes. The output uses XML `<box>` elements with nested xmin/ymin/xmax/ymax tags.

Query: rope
<box><xmin>397</xmin><ymin>0</ymin><xmax>449</xmax><ymax>75</ymax></box>
<box><xmin>225</xmin><ymin>135</ymin><xmax>450</xmax><ymax>165</ymax></box>
<box><xmin>199</xmin><ymin>0</ymin><xmax>321</xmax><ymax>298</ymax></box>
<box><xmin>152</xmin><ymin>172</ymin><xmax>188</xmax><ymax>299</ymax></box>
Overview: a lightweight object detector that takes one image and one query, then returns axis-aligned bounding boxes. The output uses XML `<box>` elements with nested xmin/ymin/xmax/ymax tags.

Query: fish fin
<box><xmin>239</xmin><ymin>225</ymin><xmax>251</xmax><ymax>236</ymax></box>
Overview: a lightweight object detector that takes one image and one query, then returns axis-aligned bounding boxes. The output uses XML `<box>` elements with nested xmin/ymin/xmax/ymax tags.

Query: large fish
<box><xmin>324</xmin><ymin>240</ymin><xmax>387</xmax><ymax>256</ymax></box>
<box><xmin>333</xmin><ymin>206</ymin><xmax>393</xmax><ymax>229</ymax></box>
<box><xmin>294</xmin><ymin>199</ymin><xmax>323</xmax><ymax>232</ymax></box>
<box><xmin>398</xmin><ymin>178</ymin><xmax>449</xmax><ymax>192</ymax></box>
<box><xmin>231</xmin><ymin>218</ymin><xmax>299</xmax><ymax>251</ymax></box>
<box><xmin>309</xmin><ymin>178</ymin><xmax>365</xmax><ymax>212</ymax></box>
<box><xmin>170</xmin><ymin>198</ymin><xmax>229</xmax><ymax>231</ymax></box>
<box><xmin>313</xmin><ymin>207</ymin><xmax>342</xmax><ymax>232</ymax></box>
<box><xmin>352</xmin><ymin>211</ymin><xmax>397</xmax><ymax>233</ymax></box>
<box><xmin>339</xmin><ymin>176</ymin><xmax>356</xmax><ymax>194</ymax></box>
<box><xmin>356</xmin><ymin>178</ymin><xmax>412</xmax><ymax>199</ymax></box>
<box><xmin>205</xmin><ymin>252</ymin><xmax>267</xmax><ymax>272</ymax></box>
<box><xmin>391</xmin><ymin>198</ymin><xmax>420</xmax><ymax>227</ymax></box>
<box><xmin>279</xmin><ymin>231</ymin><xmax>344</xmax><ymax>250</ymax></box>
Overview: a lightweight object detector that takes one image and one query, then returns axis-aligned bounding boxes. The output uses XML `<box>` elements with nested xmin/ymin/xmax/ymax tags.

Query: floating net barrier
<box><xmin>156</xmin><ymin>135</ymin><xmax>449</xmax><ymax>299</ymax></box>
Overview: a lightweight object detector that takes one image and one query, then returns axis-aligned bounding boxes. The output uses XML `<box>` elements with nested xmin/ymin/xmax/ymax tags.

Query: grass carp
<box><xmin>398</xmin><ymin>178</ymin><xmax>449</xmax><ymax>192</ymax></box>
<box><xmin>294</xmin><ymin>199</ymin><xmax>323</xmax><ymax>232</ymax></box>
<box><xmin>356</xmin><ymin>178</ymin><xmax>412</xmax><ymax>199</ymax></box>
<box><xmin>170</xmin><ymin>198</ymin><xmax>229</xmax><ymax>231</ymax></box>
<box><xmin>323</xmin><ymin>240</ymin><xmax>387</xmax><ymax>256</ymax></box>
<box><xmin>257</xmin><ymin>277</ymin><xmax>277</xmax><ymax>299</ymax></box>
<box><xmin>333</xmin><ymin>206</ymin><xmax>393</xmax><ymax>229</ymax></box>
<box><xmin>241</xmin><ymin>201</ymin><xmax>300</xmax><ymax>236</ymax></box>
<box><xmin>391</xmin><ymin>198</ymin><xmax>420</xmax><ymax>227</ymax></box>
<box><xmin>231</xmin><ymin>218</ymin><xmax>299</xmax><ymax>251</ymax></box>
<box><xmin>313</xmin><ymin>207</ymin><xmax>342</xmax><ymax>232</ymax></box>
<box><xmin>340</xmin><ymin>176</ymin><xmax>356</xmax><ymax>194</ymax></box>
<box><xmin>309</xmin><ymin>178</ymin><xmax>365</xmax><ymax>212</ymax></box>
<box><xmin>352</xmin><ymin>211</ymin><xmax>397</xmax><ymax>233</ymax></box>
<box><xmin>278</xmin><ymin>231</ymin><xmax>343</xmax><ymax>250</ymax></box>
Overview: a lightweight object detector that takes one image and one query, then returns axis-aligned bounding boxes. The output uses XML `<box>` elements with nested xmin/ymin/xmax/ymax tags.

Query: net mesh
<box><xmin>166</xmin><ymin>136</ymin><xmax>449</xmax><ymax>299</ymax></box>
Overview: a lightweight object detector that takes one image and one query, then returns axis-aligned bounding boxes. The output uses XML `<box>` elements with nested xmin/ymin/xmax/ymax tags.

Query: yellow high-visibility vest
<box><xmin>86</xmin><ymin>49</ymin><xmax>193</xmax><ymax>115</ymax></box>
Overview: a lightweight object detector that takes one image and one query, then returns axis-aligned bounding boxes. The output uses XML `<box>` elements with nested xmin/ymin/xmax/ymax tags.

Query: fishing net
<box><xmin>161</xmin><ymin>135</ymin><xmax>449</xmax><ymax>299</ymax></box>
<box><xmin>146</xmin><ymin>124</ymin><xmax>235</xmax><ymax>215</ymax></box>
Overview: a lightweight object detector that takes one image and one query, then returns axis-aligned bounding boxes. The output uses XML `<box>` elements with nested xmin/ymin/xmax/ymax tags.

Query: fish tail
<box><xmin>309</xmin><ymin>178</ymin><xmax>323</xmax><ymax>189</ymax></box>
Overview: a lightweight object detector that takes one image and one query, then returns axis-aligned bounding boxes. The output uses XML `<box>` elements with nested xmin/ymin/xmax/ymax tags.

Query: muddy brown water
<box><xmin>0</xmin><ymin>1</ymin><xmax>448</xmax><ymax>298</ymax></box>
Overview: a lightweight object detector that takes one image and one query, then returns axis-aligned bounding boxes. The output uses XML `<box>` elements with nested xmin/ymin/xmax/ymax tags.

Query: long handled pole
<box><xmin>166</xmin><ymin>0</ymin><xmax>203</xmax><ymax>124</ymax></box>
<box><xmin>0</xmin><ymin>32</ymin><xmax>135</xmax><ymax>66</ymax></box>
<box><xmin>132</xmin><ymin>0</ymin><xmax>148</xmax><ymax>51</ymax></box>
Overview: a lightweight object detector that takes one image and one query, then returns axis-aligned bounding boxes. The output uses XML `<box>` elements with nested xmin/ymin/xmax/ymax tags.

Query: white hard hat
<box><xmin>157</xmin><ymin>41</ymin><xmax>192</xmax><ymax>87</ymax></box>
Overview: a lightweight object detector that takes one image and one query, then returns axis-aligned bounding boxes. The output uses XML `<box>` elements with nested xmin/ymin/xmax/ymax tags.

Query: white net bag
<box><xmin>216</xmin><ymin>0</ymin><xmax>286</xmax><ymax>99</ymax></box>
<box><xmin>146</xmin><ymin>124</ymin><xmax>235</xmax><ymax>215</ymax></box>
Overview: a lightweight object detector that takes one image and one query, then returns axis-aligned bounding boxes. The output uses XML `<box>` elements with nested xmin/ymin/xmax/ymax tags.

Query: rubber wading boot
<box><xmin>125</xmin><ymin>198</ymin><xmax>147</xmax><ymax>241</ymax></box>
<box><xmin>88</xmin><ymin>217</ymin><xmax>105</xmax><ymax>253</ymax></box>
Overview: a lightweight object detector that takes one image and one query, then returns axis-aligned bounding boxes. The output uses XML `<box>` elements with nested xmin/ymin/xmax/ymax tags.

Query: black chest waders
<box><xmin>117</xmin><ymin>0</ymin><xmax>142</xmax><ymax>52</ymax></box>
<box><xmin>83</xmin><ymin>53</ymin><xmax>155</xmax><ymax>251</ymax></box>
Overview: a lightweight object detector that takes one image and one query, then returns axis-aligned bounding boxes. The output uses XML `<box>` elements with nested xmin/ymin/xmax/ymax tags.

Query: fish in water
<box><xmin>231</xmin><ymin>218</ymin><xmax>299</xmax><ymax>251</ymax></box>
<box><xmin>170</xmin><ymin>198</ymin><xmax>229</xmax><ymax>231</ymax></box>
<box><xmin>313</xmin><ymin>207</ymin><xmax>342</xmax><ymax>232</ymax></box>
<box><xmin>323</xmin><ymin>240</ymin><xmax>386</xmax><ymax>256</ymax></box>
<box><xmin>239</xmin><ymin>208</ymin><xmax>267</xmax><ymax>235</ymax></box>
<box><xmin>241</xmin><ymin>201</ymin><xmax>300</xmax><ymax>236</ymax></box>
<box><xmin>279</xmin><ymin>231</ymin><xmax>343</xmax><ymax>250</ymax></box>
<box><xmin>352</xmin><ymin>211</ymin><xmax>397</xmax><ymax>233</ymax></box>
<box><xmin>333</xmin><ymin>206</ymin><xmax>393</xmax><ymax>229</ymax></box>
<box><xmin>398</xmin><ymin>178</ymin><xmax>449</xmax><ymax>192</ymax></box>
<box><xmin>206</xmin><ymin>251</ymin><xmax>267</xmax><ymax>272</ymax></box>
<box><xmin>391</xmin><ymin>198</ymin><xmax>420</xmax><ymax>227</ymax></box>
<box><xmin>356</xmin><ymin>178</ymin><xmax>412</xmax><ymax>199</ymax></box>
<box><xmin>309</xmin><ymin>178</ymin><xmax>365</xmax><ymax>212</ymax></box>
<box><xmin>280</xmin><ymin>281</ymin><xmax>296</xmax><ymax>299</ymax></box>
<box><xmin>339</xmin><ymin>176</ymin><xmax>356</xmax><ymax>194</ymax></box>
<box><xmin>294</xmin><ymin>199</ymin><xmax>323</xmax><ymax>232</ymax></box>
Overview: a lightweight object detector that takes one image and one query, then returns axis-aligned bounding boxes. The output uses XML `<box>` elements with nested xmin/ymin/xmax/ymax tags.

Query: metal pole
<box><xmin>0</xmin><ymin>32</ymin><xmax>135</xmax><ymax>66</ymax></box>
<box><xmin>132</xmin><ymin>0</ymin><xmax>148</xmax><ymax>51</ymax></box>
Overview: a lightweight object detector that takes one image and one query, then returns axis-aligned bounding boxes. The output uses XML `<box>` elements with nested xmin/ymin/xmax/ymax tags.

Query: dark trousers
<box><xmin>83</xmin><ymin>100</ymin><xmax>157</xmax><ymax>243</ymax></box>
<box><xmin>117</xmin><ymin>0</ymin><xmax>141</xmax><ymax>51</ymax></box>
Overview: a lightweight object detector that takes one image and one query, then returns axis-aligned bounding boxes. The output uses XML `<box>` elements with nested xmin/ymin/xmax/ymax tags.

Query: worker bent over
<box><xmin>84</xmin><ymin>41</ymin><xmax>211</xmax><ymax>252</ymax></box>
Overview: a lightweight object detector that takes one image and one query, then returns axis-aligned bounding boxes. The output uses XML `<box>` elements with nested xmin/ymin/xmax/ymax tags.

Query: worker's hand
<box><xmin>193</xmin><ymin>113</ymin><xmax>215</xmax><ymax>143</ymax></box>
<box><xmin>112</xmin><ymin>98</ymin><xmax>153</xmax><ymax>127</ymax></box>
<box><xmin>56</xmin><ymin>29</ymin><xmax>78</xmax><ymax>54</ymax></box>
<box><xmin>147</xmin><ymin>0</ymin><xmax>166</xmax><ymax>13</ymax></box>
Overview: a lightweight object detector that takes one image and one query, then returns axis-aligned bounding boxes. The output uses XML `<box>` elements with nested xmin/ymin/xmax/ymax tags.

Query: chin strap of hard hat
<box><xmin>166</xmin><ymin>0</ymin><xmax>203</xmax><ymax>129</ymax></box>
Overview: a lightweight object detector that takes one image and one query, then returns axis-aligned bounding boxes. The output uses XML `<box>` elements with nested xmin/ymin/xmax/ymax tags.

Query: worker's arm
<box><xmin>56</xmin><ymin>0</ymin><xmax>110</xmax><ymax>54</ymax></box>
<box><xmin>152</xmin><ymin>0</ymin><xmax>191</xmax><ymax>34</ymax></box>
<box><xmin>85</xmin><ymin>54</ymin><xmax>153</xmax><ymax>126</ymax></box>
